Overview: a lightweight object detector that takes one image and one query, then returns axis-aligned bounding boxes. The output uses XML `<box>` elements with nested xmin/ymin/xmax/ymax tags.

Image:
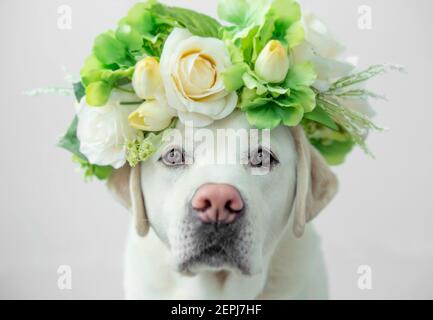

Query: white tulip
<box><xmin>255</xmin><ymin>40</ymin><xmax>290</xmax><ymax>83</ymax></box>
<box><xmin>132</xmin><ymin>57</ymin><xmax>163</xmax><ymax>100</ymax></box>
<box><xmin>160</xmin><ymin>28</ymin><xmax>238</xmax><ymax>127</ymax></box>
<box><xmin>77</xmin><ymin>90</ymin><xmax>140</xmax><ymax>169</ymax></box>
<box><xmin>128</xmin><ymin>99</ymin><xmax>176</xmax><ymax>132</ymax></box>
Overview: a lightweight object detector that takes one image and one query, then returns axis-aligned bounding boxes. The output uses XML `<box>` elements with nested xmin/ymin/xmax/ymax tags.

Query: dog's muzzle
<box><xmin>174</xmin><ymin>184</ymin><xmax>252</xmax><ymax>275</ymax></box>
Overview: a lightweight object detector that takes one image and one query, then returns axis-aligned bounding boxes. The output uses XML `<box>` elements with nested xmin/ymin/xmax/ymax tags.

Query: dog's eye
<box><xmin>249</xmin><ymin>147</ymin><xmax>279</xmax><ymax>169</ymax></box>
<box><xmin>160</xmin><ymin>148</ymin><xmax>186</xmax><ymax>167</ymax></box>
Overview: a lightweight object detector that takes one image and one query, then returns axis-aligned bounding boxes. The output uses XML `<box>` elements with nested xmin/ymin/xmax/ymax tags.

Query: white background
<box><xmin>0</xmin><ymin>0</ymin><xmax>432</xmax><ymax>299</ymax></box>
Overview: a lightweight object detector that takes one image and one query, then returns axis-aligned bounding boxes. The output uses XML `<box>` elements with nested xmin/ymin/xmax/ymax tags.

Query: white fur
<box><xmin>121</xmin><ymin>111</ymin><xmax>330</xmax><ymax>300</ymax></box>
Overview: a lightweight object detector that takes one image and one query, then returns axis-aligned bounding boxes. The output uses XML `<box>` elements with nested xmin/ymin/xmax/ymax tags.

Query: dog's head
<box><xmin>108</xmin><ymin>111</ymin><xmax>337</xmax><ymax>276</ymax></box>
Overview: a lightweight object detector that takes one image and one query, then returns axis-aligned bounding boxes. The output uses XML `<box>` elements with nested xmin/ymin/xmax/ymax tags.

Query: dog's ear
<box><xmin>107</xmin><ymin>164</ymin><xmax>149</xmax><ymax>237</ymax></box>
<box><xmin>290</xmin><ymin>126</ymin><xmax>339</xmax><ymax>238</ymax></box>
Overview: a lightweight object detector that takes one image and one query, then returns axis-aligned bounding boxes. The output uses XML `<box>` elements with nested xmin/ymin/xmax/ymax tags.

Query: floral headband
<box><xmin>57</xmin><ymin>0</ymin><xmax>400</xmax><ymax>180</ymax></box>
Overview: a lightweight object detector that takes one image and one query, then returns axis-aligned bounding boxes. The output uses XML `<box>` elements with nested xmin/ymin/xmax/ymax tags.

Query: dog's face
<box><xmin>108</xmin><ymin>110</ymin><xmax>338</xmax><ymax>277</ymax></box>
<box><xmin>141</xmin><ymin>111</ymin><xmax>297</xmax><ymax>275</ymax></box>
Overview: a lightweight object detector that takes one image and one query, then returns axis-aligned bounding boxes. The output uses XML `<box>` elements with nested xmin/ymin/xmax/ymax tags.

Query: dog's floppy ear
<box><xmin>107</xmin><ymin>164</ymin><xmax>149</xmax><ymax>237</ymax></box>
<box><xmin>290</xmin><ymin>126</ymin><xmax>339</xmax><ymax>238</ymax></box>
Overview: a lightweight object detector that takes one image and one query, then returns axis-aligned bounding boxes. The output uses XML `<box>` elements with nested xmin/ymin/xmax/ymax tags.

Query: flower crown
<box><xmin>58</xmin><ymin>0</ymin><xmax>399</xmax><ymax>180</ymax></box>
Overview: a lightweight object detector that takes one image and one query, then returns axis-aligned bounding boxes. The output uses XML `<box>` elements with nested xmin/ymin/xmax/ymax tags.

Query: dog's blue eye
<box><xmin>249</xmin><ymin>147</ymin><xmax>279</xmax><ymax>169</ymax></box>
<box><xmin>160</xmin><ymin>148</ymin><xmax>185</xmax><ymax>167</ymax></box>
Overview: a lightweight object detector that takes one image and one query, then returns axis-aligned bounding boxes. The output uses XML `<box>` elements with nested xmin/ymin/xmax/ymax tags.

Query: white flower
<box><xmin>128</xmin><ymin>98</ymin><xmax>176</xmax><ymax>132</ymax></box>
<box><xmin>293</xmin><ymin>13</ymin><xmax>355</xmax><ymax>90</ymax></box>
<box><xmin>132</xmin><ymin>57</ymin><xmax>163</xmax><ymax>100</ymax></box>
<box><xmin>77</xmin><ymin>90</ymin><xmax>140</xmax><ymax>169</ymax></box>
<box><xmin>293</xmin><ymin>13</ymin><xmax>375</xmax><ymax>116</ymax></box>
<box><xmin>255</xmin><ymin>40</ymin><xmax>290</xmax><ymax>83</ymax></box>
<box><xmin>160</xmin><ymin>28</ymin><xmax>238</xmax><ymax>127</ymax></box>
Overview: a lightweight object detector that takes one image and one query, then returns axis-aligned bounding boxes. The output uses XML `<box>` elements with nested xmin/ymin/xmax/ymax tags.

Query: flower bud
<box><xmin>132</xmin><ymin>57</ymin><xmax>163</xmax><ymax>100</ymax></box>
<box><xmin>255</xmin><ymin>40</ymin><xmax>290</xmax><ymax>83</ymax></box>
<box><xmin>128</xmin><ymin>100</ymin><xmax>175</xmax><ymax>132</ymax></box>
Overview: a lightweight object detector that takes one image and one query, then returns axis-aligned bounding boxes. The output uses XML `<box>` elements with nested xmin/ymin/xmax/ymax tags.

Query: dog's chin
<box><xmin>177</xmin><ymin>245</ymin><xmax>252</xmax><ymax>276</ymax></box>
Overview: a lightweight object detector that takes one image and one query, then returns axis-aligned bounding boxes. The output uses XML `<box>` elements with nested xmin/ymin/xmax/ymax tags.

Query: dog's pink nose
<box><xmin>192</xmin><ymin>184</ymin><xmax>244</xmax><ymax>224</ymax></box>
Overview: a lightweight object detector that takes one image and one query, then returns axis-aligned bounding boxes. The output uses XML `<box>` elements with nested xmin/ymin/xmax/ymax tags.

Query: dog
<box><xmin>108</xmin><ymin>110</ymin><xmax>338</xmax><ymax>300</ymax></box>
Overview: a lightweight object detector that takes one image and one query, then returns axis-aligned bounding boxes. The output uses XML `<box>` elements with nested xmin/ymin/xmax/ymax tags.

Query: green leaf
<box><xmin>241</xmin><ymin>96</ymin><xmax>273</xmax><ymax>110</ymax></box>
<box><xmin>151</xmin><ymin>4</ymin><xmax>222</xmax><ymax>38</ymax></box>
<box><xmin>285</xmin><ymin>62</ymin><xmax>317</xmax><ymax>88</ymax></box>
<box><xmin>276</xmin><ymin>105</ymin><xmax>304</xmax><ymax>126</ymax></box>
<box><xmin>218</xmin><ymin>0</ymin><xmax>268</xmax><ymax>27</ymax></box>
<box><xmin>80</xmin><ymin>54</ymin><xmax>105</xmax><ymax>83</ymax></box>
<box><xmin>72</xmin><ymin>155</ymin><xmax>113</xmax><ymax>181</ymax></box>
<box><xmin>290</xmin><ymin>86</ymin><xmax>316</xmax><ymax>113</ymax></box>
<box><xmin>285</xmin><ymin>21</ymin><xmax>304</xmax><ymax>48</ymax></box>
<box><xmin>246</xmin><ymin>105</ymin><xmax>282</xmax><ymax>129</ymax></box>
<box><xmin>240</xmin><ymin>25</ymin><xmax>260</xmax><ymax>62</ymax></box>
<box><xmin>242</xmin><ymin>72</ymin><xmax>267</xmax><ymax>95</ymax></box>
<box><xmin>221</xmin><ymin>63</ymin><xmax>249</xmax><ymax>92</ymax></box>
<box><xmin>310</xmin><ymin>139</ymin><xmax>354</xmax><ymax>166</ymax></box>
<box><xmin>270</xmin><ymin>0</ymin><xmax>302</xmax><ymax>26</ymax></box>
<box><xmin>58</xmin><ymin>117</ymin><xmax>86</xmax><ymax>159</ymax></box>
<box><xmin>255</xmin><ymin>0</ymin><xmax>303</xmax><ymax>53</ymax></box>
<box><xmin>120</xmin><ymin>3</ymin><xmax>156</xmax><ymax>36</ymax></box>
<box><xmin>116</xmin><ymin>24</ymin><xmax>143</xmax><ymax>51</ymax></box>
<box><xmin>85</xmin><ymin>81</ymin><xmax>111</xmax><ymax>106</ymax></box>
<box><xmin>73</xmin><ymin>82</ymin><xmax>85</xmax><ymax>103</ymax></box>
<box><xmin>218</xmin><ymin>0</ymin><xmax>249</xmax><ymax>26</ymax></box>
<box><xmin>226</xmin><ymin>41</ymin><xmax>244</xmax><ymax>64</ymax></box>
<box><xmin>93</xmin><ymin>31</ymin><xmax>131</xmax><ymax>66</ymax></box>
<box><xmin>304</xmin><ymin>105</ymin><xmax>339</xmax><ymax>130</ymax></box>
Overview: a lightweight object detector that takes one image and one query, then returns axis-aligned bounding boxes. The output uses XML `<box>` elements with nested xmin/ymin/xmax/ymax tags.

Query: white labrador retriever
<box><xmin>108</xmin><ymin>110</ymin><xmax>337</xmax><ymax>300</ymax></box>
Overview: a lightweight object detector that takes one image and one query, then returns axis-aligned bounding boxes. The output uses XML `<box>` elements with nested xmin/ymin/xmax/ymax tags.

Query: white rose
<box><xmin>160</xmin><ymin>28</ymin><xmax>238</xmax><ymax>127</ymax></box>
<box><xmin>77</xmin><ymin>90</ymin><xmax>140</xmax><ymax>169</ymax></box>
<box><xmin>293</xmin><ymin>13</ymin><xmax>355</xmax><ymax>90</ymax></box>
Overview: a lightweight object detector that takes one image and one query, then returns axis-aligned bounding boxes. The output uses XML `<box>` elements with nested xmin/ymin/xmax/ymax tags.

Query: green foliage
<box><xmin>221</xmin><ymin>63</ymin><xmax>249</xmax><ymax>92</ymax></box>
<box><xmin>239</xmin><ymin>62</ymin><xmax>317</xmax><ymax>129</ymax></box>
<box><xmin>151</xmin><ymin>4</ymin><xmax>222</xmax><ymax>38</ymax></box>
<box><xmin>73</xmin><ymin>82</ymin><xmax>85</xmax><ymax>101</ymax></box>
<box><xmin>72</xmin><ymin>155</ymin><xmax>113</xmax><ymax>181</ymax></box>
<box><xmin>311</xmin><ymin>139</ymin><xmax>355</xmax><ymax>166</ymax></box>
<box><xmin>58</xmin><ymin>116</ymin><xmax>86</xmax><ymax>159</ymax></box>
<box><xmin>303</xmin><ymin>105</ymin><xmax>338</xmax><ymax>131</ymax></box>
<box><xmin>217</xmin><ymin>1</ymin><xmax>313</xmax><ymax>130</ymax></box>
<box><xmin>219</xmin><ymin>0</ymin><xmax>304</xmax><ymax>63</ymax></box>
<box><xmin>80</xmin><ymin>0</ymin><xmax>223</xmax><ymax>107</ymax></box>
<box><xmin>303</xmin><ymin>120</ymin><xmax>354</xmax><ymax>166</ymax></box>
<box><xmin>61</xmin><ymin>0</ymin><xmax>400</xmax><ymax>171</ymax></box>
<box><xmin>313</xmin><ymin>64</ymin><xmax>404</xmax><ymax>155</ymax></box>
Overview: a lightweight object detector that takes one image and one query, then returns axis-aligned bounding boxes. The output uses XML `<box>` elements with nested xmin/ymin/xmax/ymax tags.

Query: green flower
<box><xmin>240</xmin><ymin>62</ymin><xmax>317</xmax><ymax>129</ymax></box>
<box><xmin>126</xmin><ymin>133</ymin><xmax>160</xmax><ymax>167</ymax></box>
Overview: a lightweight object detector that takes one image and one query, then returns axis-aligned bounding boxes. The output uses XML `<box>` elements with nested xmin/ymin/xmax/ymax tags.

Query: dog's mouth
<box><xmin>174</xmin><ymin>213</ymin><xmax>253</xmax><ymax>275</ymax></box>
<box><xmin>178</xmin><ymin>243</ymin><xmax>251</xmax><ymax>275</ymax></box>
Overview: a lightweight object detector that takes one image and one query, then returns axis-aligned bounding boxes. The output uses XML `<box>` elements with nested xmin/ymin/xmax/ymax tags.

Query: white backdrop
<box><xmin>0</xmin><ymin>0</ymin><xmax>432</xmax><ymax>299</ymax></box>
